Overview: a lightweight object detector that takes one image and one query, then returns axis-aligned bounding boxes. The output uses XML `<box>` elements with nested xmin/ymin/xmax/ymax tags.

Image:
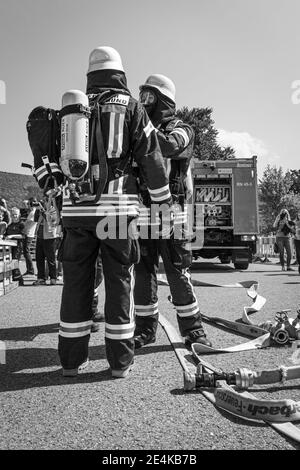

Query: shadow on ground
<box><xmin>0</xmin><ymin>323</ymin><xmax>59</xmax><ymax>342</ymax></box>
<box><xmin>0</xmin><ymin>341</ymin><xmax>173</xmax><ymax>392</ymax></box>
<box><xmin>190</xmin><ymin>262</ymin><xmax>235</xmax><ymax>273</ymax></box>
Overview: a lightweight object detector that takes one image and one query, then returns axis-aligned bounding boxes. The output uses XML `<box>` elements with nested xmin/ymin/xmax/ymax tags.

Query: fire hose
<box><xmin>159</xmin><ymin>313</ymin><xmax>300</xmax><ymax>441</ymax></box>
<box><xmin>185</xmin><ymin>362</ymin><xmax>300</xmax><ymax>391</ymax></box>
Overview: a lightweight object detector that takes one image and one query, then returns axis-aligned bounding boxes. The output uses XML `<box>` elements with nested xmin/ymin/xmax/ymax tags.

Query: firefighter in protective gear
<box><xmin>58</xmin><ymin>48</ymin><xmax>172</xmax><ymax>378</ymax></box>
<box><xmin>134</xmin><ymin>74</ymin><xmax>212</xmax><ymax>349</ymax></box>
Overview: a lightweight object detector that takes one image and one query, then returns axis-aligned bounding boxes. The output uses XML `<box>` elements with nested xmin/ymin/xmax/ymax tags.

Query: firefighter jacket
<box><xmin>157</xmin><ymin>118</ymin><xmax>194</xmax><ymax>201</ymax></box>
<box><xmin>60</xmin><ymin>70</ymin><xmax>172</xmax><ymax>230</ymax></box>
<box><xmin>138</xmin><ymin>117</ymin><xmax>194</xmax><ymax>233</ymax></box>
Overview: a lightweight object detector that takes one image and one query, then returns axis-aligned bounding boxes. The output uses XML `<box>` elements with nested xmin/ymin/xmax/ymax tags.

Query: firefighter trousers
<box><xmin>134</xmin><ymin>238</ymin><xmax>203</xmax><ymax>337</ymax></box>
<box><xmin>58</xmin><ymin>227</ymin><xmax>139</xmax><ymax>371</ymax></box>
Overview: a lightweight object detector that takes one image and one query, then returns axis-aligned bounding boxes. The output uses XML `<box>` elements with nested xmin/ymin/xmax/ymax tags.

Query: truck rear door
<box><xmin>232</xmin><ymin>165</ymin><xmax>258</xmax><ymax>234</ymax></box>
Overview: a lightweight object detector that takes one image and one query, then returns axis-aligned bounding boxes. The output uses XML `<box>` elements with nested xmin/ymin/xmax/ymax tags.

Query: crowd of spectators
<box><xmin>0</xmin><ymin>195</ymin><xmax>63</xmax><ymax>285</ymax></box>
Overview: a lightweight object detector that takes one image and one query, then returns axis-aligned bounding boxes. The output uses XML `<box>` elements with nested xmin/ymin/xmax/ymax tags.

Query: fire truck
<box><xmin>190</xmin><ymin>155</ymin><xmax>259</xmax><ymax>270</ymax></box>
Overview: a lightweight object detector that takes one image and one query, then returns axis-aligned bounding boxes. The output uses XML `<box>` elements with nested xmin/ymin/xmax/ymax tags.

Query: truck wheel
<box><xmin>220</xmin><ymin>255</ymin><xmax>231</xmax><ymax>264</ymax></box>
<box><xmin>234</xmin><ymin>262</ymin><xmax>249</xmax><ymax>270</ymax></box>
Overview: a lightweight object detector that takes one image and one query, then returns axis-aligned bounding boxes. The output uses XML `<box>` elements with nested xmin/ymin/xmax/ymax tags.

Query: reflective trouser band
<box><xmin>148</xmin><ymin>184</ymin><xmax>172</xmax><ymax>203</ymax></box>
<box><xmin>175</xmin><ymin>301</ymin><xmax>199</xmax><ymax>318</ymax></box>
<box><xmin>135</xmin><ymin>304</ymin><xmax>159</xmax><ymax>317</ymax></box>
<box><xmin>105</xmin><ymin>321</ymin><xmax>135</xmax><ymax>340</ymax></box>
<box><xmin>59</xmin><ymin>320</ymin><xmax>92</xmax><ymax>338</ymax></box>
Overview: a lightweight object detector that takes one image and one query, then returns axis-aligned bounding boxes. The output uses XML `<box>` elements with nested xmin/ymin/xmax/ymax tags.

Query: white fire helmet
<box><xmin>140</xmin><ymin>74</ymin><xmax>176</xmax><ymax>103</ymax></box>
<box><xmin>87</xmin><ymin>46</ymin><xmax>124</xmax><ymax>74</ymax></box>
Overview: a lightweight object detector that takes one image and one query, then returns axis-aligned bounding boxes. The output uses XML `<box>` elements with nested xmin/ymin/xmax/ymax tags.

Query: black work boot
<box><xmin>134</xmin><ymin>314</ymin><xmax>158</xmax><ymax>349</ymax></box>
<box><xmin>134</xmin><ymin>330</ymin><xmax>156</xmax><ymax>349</ymax></box>
<box><xmin>185</xmin><ymin>327</ymin><xmax>212</xmax><ymax>348</ymax></box>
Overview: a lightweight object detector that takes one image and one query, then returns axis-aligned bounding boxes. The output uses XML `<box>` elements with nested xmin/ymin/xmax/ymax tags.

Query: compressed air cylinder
<box><xmin>60</xmin><ymin>89</ymin><xmax>89</xmax><ymax>180</ymax></box>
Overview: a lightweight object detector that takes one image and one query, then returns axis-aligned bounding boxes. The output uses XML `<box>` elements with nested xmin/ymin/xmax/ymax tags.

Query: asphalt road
<box><xmin>0</xmin><ymin>258</ymin><xmax>300</xmax><ymax>451</ymax></box>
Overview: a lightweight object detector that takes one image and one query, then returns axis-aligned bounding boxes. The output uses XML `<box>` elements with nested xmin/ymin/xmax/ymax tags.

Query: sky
<box><xmin>0</xmin><ymin>0</ymin><xmax>299</xmax><ymax>179</ymax></box>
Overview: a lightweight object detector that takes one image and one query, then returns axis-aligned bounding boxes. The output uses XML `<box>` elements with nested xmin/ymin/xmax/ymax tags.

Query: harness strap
<box><xmin>94</xmin><ymin>103</ymin><xmax>108</xmax><ymax>203</ymax></box>
<box><xmin>42</xmin><ymin>109</ymin><xmax>60</xmax><ymax>193</ymax></box>
<box><xmin>59</xmin><ymin>104</ymin><xmax>91</xmax><ymax>119</ymax></box>
<box><xmin>42</xmin><ymin>155</ymin><xmax>52</xmax><ymax>178</ymax></box>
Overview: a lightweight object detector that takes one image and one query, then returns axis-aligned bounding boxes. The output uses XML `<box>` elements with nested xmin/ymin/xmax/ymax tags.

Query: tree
<box><xmin>258</xmin><ymin>165</ymin><xmax>300</xmax><ymax>234</ymax></box>
<box><xmin>176</xmin><ymin>107</ymin><xmax>235</xmax><ymax>160</ymax></box>
<box><xmin>286</xmin><ymin>169</ymin><xmax>300</xmax><ymax>194</ymax></box>
<box><xmin>23</xmin><ymin>184</ymin><xmax>43</xmax><ymax>201</ymax></box>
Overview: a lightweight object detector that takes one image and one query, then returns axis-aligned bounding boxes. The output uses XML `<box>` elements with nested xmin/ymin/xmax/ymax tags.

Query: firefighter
<box><xmin>58</xmin><ymin>48</ymin><xmax>172</xmax><ymax>378</ymax></box>
<box><xmin>134</xmin><ymin>74</ymin><xmax>212</xmax><ymax>349</ymax></box>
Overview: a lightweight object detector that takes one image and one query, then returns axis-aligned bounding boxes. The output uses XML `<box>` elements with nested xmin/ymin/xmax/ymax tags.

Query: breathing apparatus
<box><xmin>59</xmin><ymin>89</ymin><xmax>92</xmax><ymax>203</ymax></box>
<box><xmin>59</xmin><ymin>47</ymin><xmax>125</xmax><ymax>204</ymax></box>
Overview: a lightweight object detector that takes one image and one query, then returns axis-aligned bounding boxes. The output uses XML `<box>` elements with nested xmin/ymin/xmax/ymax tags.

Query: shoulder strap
<box><xmin>94</xmin><ymin>103</ymin><xmax>108</xmax><ymax>202</ymax></box>
<box><xmin>89</xmin><ymin>92</ymin><xmax>111</xmax><ymax>203</ymax></box>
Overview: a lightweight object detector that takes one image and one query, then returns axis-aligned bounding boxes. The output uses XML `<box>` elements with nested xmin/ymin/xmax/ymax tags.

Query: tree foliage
<box><xmin>258</xmin><ymin>165</ymin><xmax>300</xmax><ymax>234</ymax></box>
<box><xmin>176</xmin><ymin>107</ymin><xmax>235</xmax><ymax>160</ymax></box>
<box><xmin>23</xmin><ymin>184</ymin><xmax>43</xmax><ymax>201</ymax></box>
<box><xmin>286</xmin><ymin>169</ymin><xmax>300</xmax><ymax>194</ymax></box>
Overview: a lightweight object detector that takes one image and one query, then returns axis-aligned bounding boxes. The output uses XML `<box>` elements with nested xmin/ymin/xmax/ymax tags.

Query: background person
<box><xmin>21</xmin><ymin>197</ymin><xmax>38</xmax><ymax>276</ymax></box>
<box><xmin>0</xmin><ymin>198</ymin><xmax>11</xmax><ymax>225</ymax></box>
<box><xmin>32</xmin><ymin>197</ymin><xmax>58</xmax><ymax>286</ymax></box>
<box><xmin>293</xmin><ymin>211</ymin><xmax>300</xmax><ymax>274</ymax></box>
<box><xmin>0</xmin><ymin>209</ymin><xmax>7</xmax><ymax>238</ymax></box>
<box><xmin>273</xmin><ymin>208</ymin><xmax>295</xmax><ymax>271</ymax></box>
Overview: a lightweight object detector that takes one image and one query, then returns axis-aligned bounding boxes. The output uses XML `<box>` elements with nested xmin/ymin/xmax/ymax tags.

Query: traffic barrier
<box><xmin>0</xmin><ymin>240</ymin><xmax>15</xmax><ymax>365</ymax></box>
<box><xmin>29</xmin><ymin>236</ymin><xmax>36</xmax><ymax>261</ymax></box>
<box><xmin>0</xmin><ymin>240</ymin><xmax>19</xmax><ymax>297</ymax></box>
<box><xmin>255</xmin><ymin>236</ymin><xmax>277</xmax><ymax>258</ymax></box>
<box><xmin>255</xmin><ymin>236</ymin><xmax>297</xmax><ymax>261</ymax></box>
